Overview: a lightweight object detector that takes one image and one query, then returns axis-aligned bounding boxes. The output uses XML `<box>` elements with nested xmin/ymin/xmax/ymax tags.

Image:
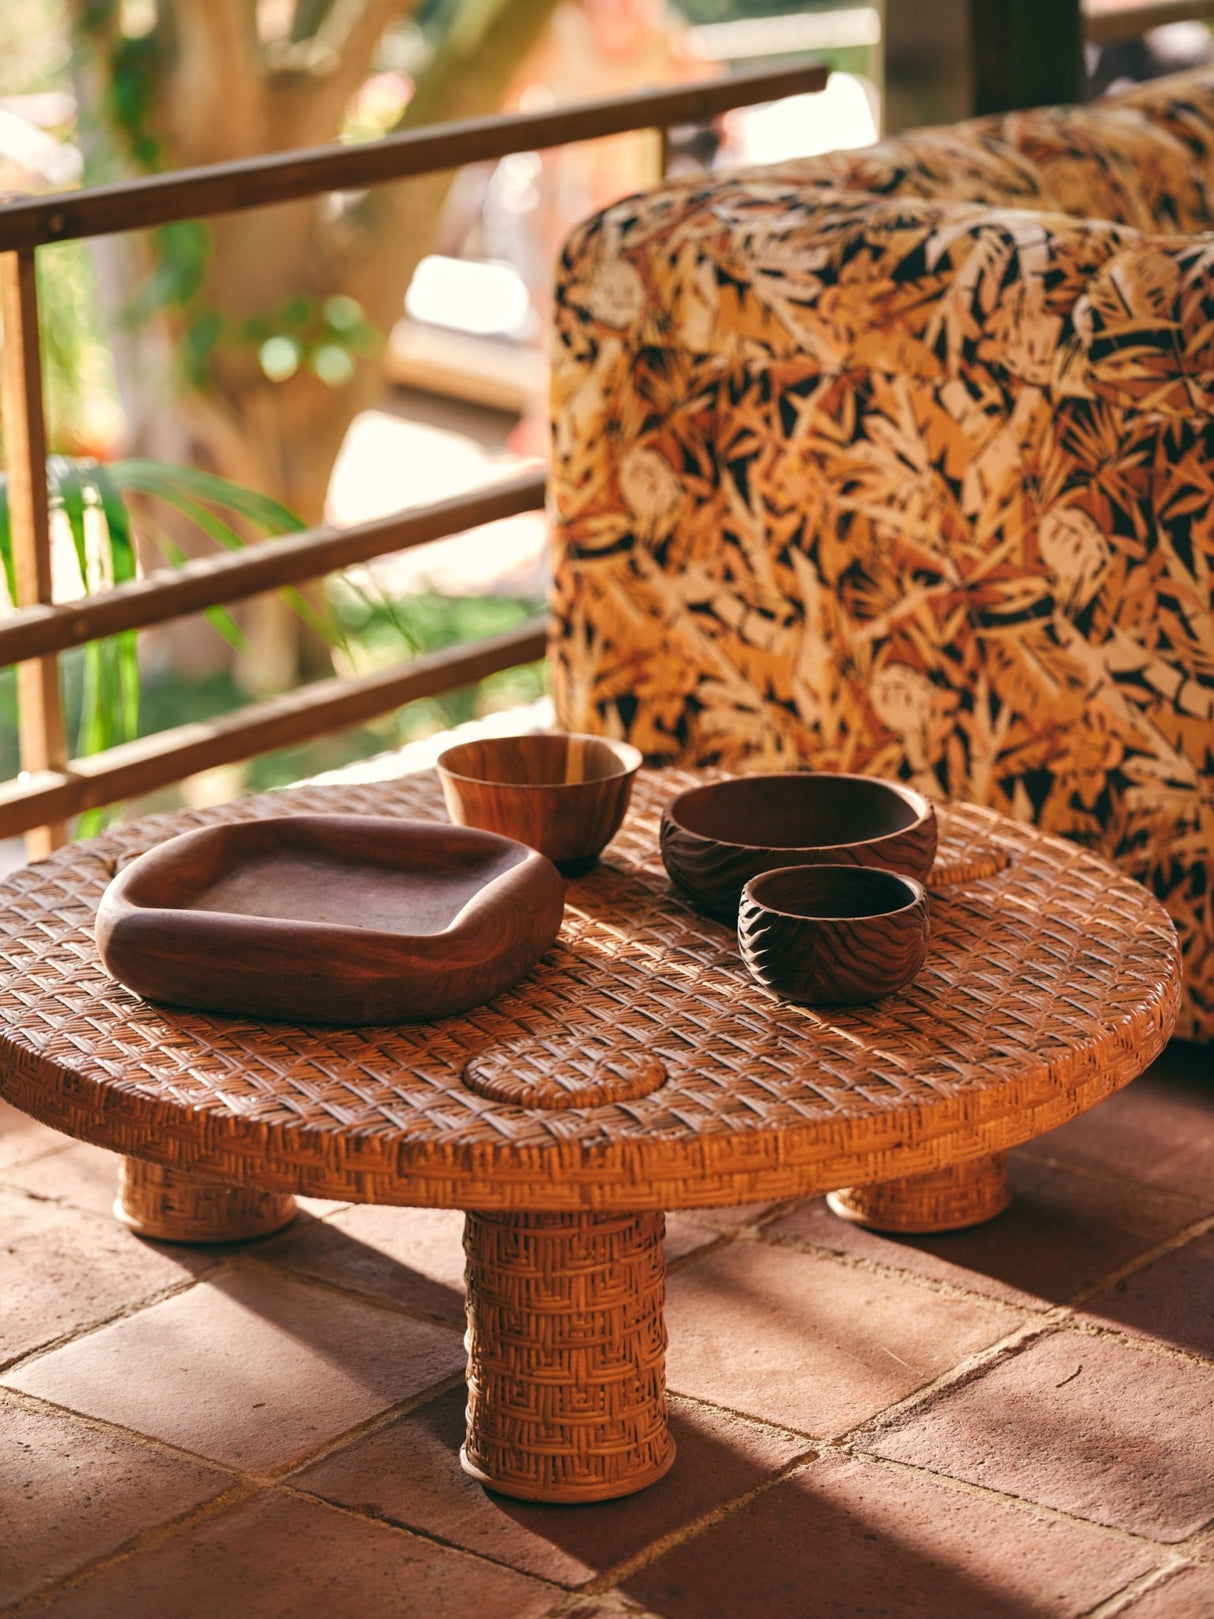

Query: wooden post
<box><xmin>0</xmin><ymin>249</ymin><xmax>68</xmax><ymax>858</ymax></box>
<box><xmin>969</xmin><ymin>0</ymin><xmax>1084</xmax><ymax>115</ymax></box>
<box><xmin>884</xmin><ymin>0</ymin><xmax>973</xmax><ymax>134</ymax></box>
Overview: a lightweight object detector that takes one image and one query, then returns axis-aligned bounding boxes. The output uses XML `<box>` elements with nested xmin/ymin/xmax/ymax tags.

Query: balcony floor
<box><xmin>1</xmin><ymin>1040</ymin><xmax>1210</xmax><ymax>1618</ymax></box>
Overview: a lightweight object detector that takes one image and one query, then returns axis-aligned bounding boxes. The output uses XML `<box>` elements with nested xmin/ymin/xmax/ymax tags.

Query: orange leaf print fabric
<box><xmin>550</xmin><ymin>69</ymin><xmax>1214</xmax><ymax>1039</ymax></box>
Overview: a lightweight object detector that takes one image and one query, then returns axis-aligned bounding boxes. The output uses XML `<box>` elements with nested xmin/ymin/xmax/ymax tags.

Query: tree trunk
<box><xmin>70</xmin><ymin>0</ymin><xmax>562</xmax><ymax>692</ymax></box>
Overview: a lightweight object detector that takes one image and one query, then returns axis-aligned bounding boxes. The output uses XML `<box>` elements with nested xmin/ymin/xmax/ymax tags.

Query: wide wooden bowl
<box><xmin>95</xmin><ymin>815</ymin><xmax>565</xmax><ymax>1024</ymax></box>
<box><xmin>738</xmin><ymin>864</ymin><xmax>930</xmax><ymax>1007</ymax></box>
<box><xmin>660</xmin><ymin>772</ymin><xmax>937</xmax><ymax>919</ymax></box>
<box><xmin>437</xmin><ymin>732</ymin><xmax>642</xmax><ymax>876</ymax></box>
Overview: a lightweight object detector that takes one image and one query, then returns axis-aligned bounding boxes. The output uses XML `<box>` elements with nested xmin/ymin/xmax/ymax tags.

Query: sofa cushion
<box><xmin>549</xmin><ymin>69</ymin><xmax>1214</xmax><ymax>1041</ymax></box>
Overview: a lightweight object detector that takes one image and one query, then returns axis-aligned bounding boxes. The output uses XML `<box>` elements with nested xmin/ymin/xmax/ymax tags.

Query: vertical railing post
<box><xmin>970</xmin><ymin>0</ymin><xmax>1083</xmax><ymax>115</ymax></box>
<box><xmin>0</xmin><ymin>248</ymin><xmax>69</xmax><ymax>857</ymax></box>
<box><xmin>658</xmin><ymin>124</ymin><xmax>673</xmax><ymax>177</ymax></box>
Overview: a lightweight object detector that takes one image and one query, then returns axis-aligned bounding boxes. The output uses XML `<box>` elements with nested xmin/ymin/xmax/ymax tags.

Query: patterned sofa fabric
<box><xmin>549</xmin><ymin>70</ymin><xmax>1214</xmax><ymax>1041</ymax></box>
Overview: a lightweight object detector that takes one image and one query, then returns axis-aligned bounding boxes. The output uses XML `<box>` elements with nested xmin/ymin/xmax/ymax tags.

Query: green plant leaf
<box><xmin>109</xmin><ymin>459</ymin><xmax>305</xmax><ymax>535</ymax></box>
<box><xmin>0</xmin><ymin>476</ymin><xmax>15</xmax><ymax>608</ymax></box>
<box><xmin>77</xmin><ymin>640</ymin><xmax>107</xmax><ymax>756</ymax></box>
<box><xmin>48</xmin><ymin>455</ymin><xmax>91</xmax><ymax>590</ymax></box>
<box><xmin>90</xmin><ymin>464</ymin><xmax>138</xmax><ymax>586</ymax></box>
<box><xmin>143</xmin><ymin>527</ymin><xmax>248</xmax><ymax>651</ymax></box>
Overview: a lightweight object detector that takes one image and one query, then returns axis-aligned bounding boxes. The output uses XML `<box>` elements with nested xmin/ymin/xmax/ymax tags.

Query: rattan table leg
<box><xmin>826</xmin><ymin>1152</ymin><xmax>1011</xmax><ymax>1234</ymax></box>
<box><xmin>460</xmin><ymin>1209</ymin><xmax>676</xmax><ymax>1503</ymax></box>
<box><xmin>115</xmin><ymin>1158</ymin><xmax>298</xmax><ymax>1243</ymax></box>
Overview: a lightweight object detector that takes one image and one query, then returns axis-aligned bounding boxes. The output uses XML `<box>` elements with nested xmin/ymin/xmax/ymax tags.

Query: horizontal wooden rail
<box><xmin>0</xmin><ymin>469</ymin><xmax>546</xmax><ymax>666</ymax></box>
<box><xmin>1085</xmin><ymin>0</ymin><xmax>1214</xmax><ymax>44</ymax></box>
<box><xmin>0</xmin><ymin>62</ymin><xmax>829</xmax><ymax>849</ymax></box>
<box><xmin>0</xmin><ymin>61</ymin><xmax>827</xmax><ymax>251</ymax></box>
<box><xmin>0</xmin><ymin>618</ymin><xmax>547</xmax><ymax>839</ymax></box>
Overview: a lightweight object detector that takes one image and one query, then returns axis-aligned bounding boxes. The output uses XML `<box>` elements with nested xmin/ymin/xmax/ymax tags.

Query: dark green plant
<box><xmin>0</xmin><ymin>456</ymin><xmax>321</xmax><ymax>831</ymax></box>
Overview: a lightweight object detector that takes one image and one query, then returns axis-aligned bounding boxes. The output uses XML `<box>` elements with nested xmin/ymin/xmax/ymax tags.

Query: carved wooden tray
<box><xmin>94</xmin><ymin>814</ymin><xmax>565</xmax><ymax>1024</ymax></box>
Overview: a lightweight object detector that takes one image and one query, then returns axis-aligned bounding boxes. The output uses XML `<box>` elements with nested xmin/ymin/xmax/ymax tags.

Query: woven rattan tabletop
<box><xmin>0</xmin><ymin>768</ymin><xmax>1182</xmax><ymax>1211</ymax></box>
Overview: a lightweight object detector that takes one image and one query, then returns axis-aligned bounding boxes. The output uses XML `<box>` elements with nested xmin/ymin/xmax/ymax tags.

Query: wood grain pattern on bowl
<box><xmin>661</xmin><ymin>772</ymin><xmax>937</xmax><ymax>919</ymax></box>
<box><xmin>438</xmin><ymin>732</ymin><xmax>642</xmax><ymax>876</ymax></box>
<box><xmin>738</xmin><ymin>864</ymin><xmax>930</xmax><ymax>1007</ymax></box>
<box><xmin>95</xmin><ymin>815</ymin><xmax>565</xmax><ymax>1024</ymax></box>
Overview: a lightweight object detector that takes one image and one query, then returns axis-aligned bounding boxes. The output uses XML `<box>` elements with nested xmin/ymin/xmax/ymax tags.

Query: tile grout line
<box><xmin>1079</xmin><ymin>1558</ymin><xmax>1199</xmax><ymax>1619</ymax></box>
<box><xmin>0</xmin><ymin>1370</ymin><xmax>478</xmax><ymax>1615</ymax></box>
<box><xmin>744</xmin><ymin>1205</ymin><xmax>1214</xmax><ymax>1330</ymax></box>
<box><xmin>0</xmin><ymin>1268</ymin><xmax>223</xmax><ymax>1380</ymax></box>
<box><xmin>3</xmin><ymin>1316</ymin><xmax>1207</xmax><ymax>1611</ymax></box>
<box><xmin>0</xmin><ymin>1140</ymin><xmax>80</xmax><ymax>1178</ymax></box>
<box><xmin>1066</xmin><ymin>1209</ymin><xmax>1214</xmax><ymax>1307</ymax></box>
<box><xmin>0</xmin><ymin>1482</ymin><xmax>262</xmax><ymax>1619</ymax></box>
<box><xmin>4</xmin><ymin>1164</ymin><xmax>1209</xmax><ymax>1360</ymax></box>
<box><xmin>264</xmin><ymin>1480</ymin><xmax>570</xmax><ymax>1596</ymax></box>
<box><xmin>662</xmin><ymin>1313</ymin><xmax>1067</xmax><ymax>1458</ymax></box>
<box><xmin>0</xmin><ymin>1172</ymin><xmax>155</xmax><ymax>1228</ymax></box>
<box><xmin>8</xmin><ymin>1311</ymin><xmax>1207</xmax><ymax>1604</ymax></box>
<box><xmin>265</xmin><ymin>1369</ymin><xmax>470</xmax><ymax>1481</ymax></box>
<box><xmin>1061</xmin><ymin>1313</ymin><xmax>1214</xmax><ymax>1372</ymax></box>
<box><xmin>830</xmin><ymin>1313</ymin><xmax>1067</xmax><ymax>1437</ymax></box>
<box><xmin>3</xmin><ymin>1169</ymin><xmax>1209</xmax><ymax>1610</ymax></box>
<box><xmin>1013</xmin><ymin>1146</ymin><xmax>1214</xmax><ymax>1213</ymax></box>
<box><xmin>842</xmin><ymin>1448</ymin><xmax>1205</xmax><ymax>1559</ymax></box>
<box><xmin>565</xmin><ymin>1405</ymin><xmax>1202</xmax><ymax>1604</ymax></box>
<box><xmin>743</xmin><ymin>1222</ymin><xmax>1040</xmax><ymax>1316</ymax></box>
<box><xmin>0</xmin><ymin>1365</ymin><xmax>471</xmax><ymax>1490</ymax></box>
<box><xmin>662</xmin><ymin>1228</ymin><xmax>736</xmax><ymax>1276</ymax></box>
<box><xmin>232</xmin><ymin>1250</ymin><xmax>468</xmax><ymax>1335</ymax></box>
<box><xmin>666</xmin><ymin>1355</ymin><xmax>1205</xmax><ymax>1561</ymax></box>
<box><xmin>572</xmin><ymin>1442</ymin><xmax>824</xmax><ymax>1598</ymax></box>
<box><xmin>0</xmin><ymin>1383</ymin><xmax>248</xmax><ymax>1479</ymax></box>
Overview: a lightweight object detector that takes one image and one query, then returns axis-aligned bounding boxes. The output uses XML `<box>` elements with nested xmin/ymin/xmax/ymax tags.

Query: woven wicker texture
<box><xmin>0</xmin><ymin>769</ymin><xmax>1181</xmax><ymax>1211</ymax></box>
<box><xmin>827</xmin><ymin>1152</ymin><xmax>1012</xmax><ymax>1234</ymax></box>
<box><xmin>461</xmin><ymin>1210</ymin><xmax>673</xmax><ymax>1502</ymax></box>
<box><xmin>116</xmin><ymin>1159</ymin><xmax>298</xmax><ymax>1243</ymax></box>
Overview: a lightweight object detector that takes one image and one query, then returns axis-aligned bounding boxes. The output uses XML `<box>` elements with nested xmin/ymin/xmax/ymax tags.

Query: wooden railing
<box><xmin>1085</xmin><ymin>0</ymin><xmax>1214</xmax><ymax>45</ymax></box>
<box><xmin>0</xmin><ymin>59</ymin><xmax>827</xmax><ymax>856</ymax></box>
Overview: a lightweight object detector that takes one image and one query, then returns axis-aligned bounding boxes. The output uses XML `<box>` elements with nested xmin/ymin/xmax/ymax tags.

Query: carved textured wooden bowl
<box><xmin>95</xmin><ymin>815</ymin><xmax>565</xmax><ymax>1024</ymax></box>
<box><xmin>660</xmin><ymin>772</ymin><xmax>938</xmax><ymax>920</ymax></box>
<box><xmin>738</xmin><ymin>864</ymin><xmax>930</xmax><ymax>1007</ymax></box>
<box><xmin>438</xmin><ymin>732</ymin><xmax>643</xmax><ymax>876</ymax></box>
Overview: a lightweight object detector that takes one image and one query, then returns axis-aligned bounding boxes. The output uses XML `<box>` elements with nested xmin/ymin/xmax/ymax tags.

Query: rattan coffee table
<box><xmin>0</xmin><ymin>768</ymin><xmax>1181</xmax><ymax>1503</ymax></box>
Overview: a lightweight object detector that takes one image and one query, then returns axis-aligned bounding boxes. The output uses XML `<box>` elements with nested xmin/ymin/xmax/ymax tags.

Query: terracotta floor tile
<box><xmin>1022</xmin><ymin>1041</ymin><xmax>1214</xmax><ymax>1203</ymax></box>
<box><xmin>294</xmin><ymin>1385</ymin><xmax>809</xmax><ymax>1587</ymax></box>
<box><xmin>768</xmin><ymin>1158</ymin><xmax>1201</xmax><ymax>1310</ymax></box>
<box><xmin>0</xmin><ymin>1188</ymin><xmax>210</xmax><ymax>1368</ymax></box>
<box><xmin>3</xmin><ymin>1267</ymin><xmax>465</xmax><ymax>1471</ymax></box>
<box><xmin>617</xmin><ymin>1453</ymin><xmax>1156</xmax><ymax>1619</ymax></box>
<box><xmin>1114</xmin><ymin>1565</ymin><xmax>1214</xmax><ymax>1617</ymax></box>
<box><xmin>31</xmin><ymin>1490</ymin><xmax>559</xmax><ymax>1619</ymax></box>
<box><xmin>661</xmin><ymin>1214</ymin><xmax>719</xmax><ymax>1265</ymax></box>
<box><xmin>0</xmin><ymin>1392</ymin><xmax>227</xmax><ymax>1609</ymax></box>
<box><xmin>680</xmin><ymin>1200</ymin><xmax>784</xmax><ymax>1231</ymax></box>
<box><xmin>5</xmin><ymin>1141</ymin><xmax>123</xmax><ymax>1218</ymax></box>
<box><xmin>0</xmin><ymin>1098</ymin><xmax>73</xmax><ymax>1169</ymax></box>
<box><xmin>864</xmin><ymin>1327</ymin><xmax>1214</xmax><ymax>1540</ymax></box>
<box><xmin>254</xmin><ymin>1204</ymin><xmax>469</xmax><ymax>1324</ymax></box>
<box><xmin>259</xmin><ymin>1206</ymin><xmax>718</xmax><ymax>1322</ymax></box>
<box><xmin>664</xmin><ymin>1238</ymin><xmax>1021</xmax><ymax>1436</ymax></box>
<box><xmin>1082</xmin><ymin>1227</ymin><xmax>1214</xmax><ymax>1359</ymax></box>
<box><xmin>5</xmin><ymin>1144</ymin><xmax>341</xmax><ymax>1227</ymax></box>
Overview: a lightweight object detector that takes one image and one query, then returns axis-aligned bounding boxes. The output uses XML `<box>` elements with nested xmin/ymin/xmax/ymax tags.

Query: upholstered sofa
<box><xmin>548</xmin><ymin>69</ymin><xmax>1214</xmax><ymax>1042</ymax></box>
